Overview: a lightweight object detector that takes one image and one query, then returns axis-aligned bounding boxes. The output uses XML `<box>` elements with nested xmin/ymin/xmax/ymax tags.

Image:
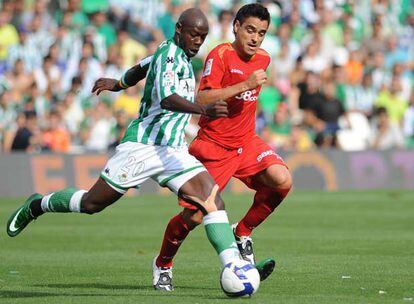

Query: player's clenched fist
<box><xmin>203</xmin><ymin>100</ymin><xmax>229</xmax><ymax>118</ymax></box>
<box><xmin>245</xmin><ymin>69</ymin><xmax>267</xmax><ymax>89</ymax></box>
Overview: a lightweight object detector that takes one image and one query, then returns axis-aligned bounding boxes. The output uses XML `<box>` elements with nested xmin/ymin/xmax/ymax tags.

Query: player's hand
<box><xmin>203</xmin><ymin>100</ymin><xmax>228</xmax><ymax>118</ymax></box>
<box><xmin>245</xmin><ymin>69</ymin><xmax>267</xmax><ymax>89</ymax></box>
<box><xmin>92</xmin><ymin>78</ymin><xmax>121</xmax><ymax>95</ymax></box>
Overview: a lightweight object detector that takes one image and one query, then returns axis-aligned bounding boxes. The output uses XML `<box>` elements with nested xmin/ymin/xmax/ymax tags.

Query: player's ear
<box><xmin>176</xmin><ymin>22</ymin><xmax>182</xmax><ymax>35</ymax></box>
<box><xmin>233</xmin><ymin>20</ymin><xmax>241</xmax><ymax>36</ymax></box>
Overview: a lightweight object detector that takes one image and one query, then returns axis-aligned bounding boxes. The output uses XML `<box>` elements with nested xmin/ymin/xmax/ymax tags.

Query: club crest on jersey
<box><xmin>165</xmin><ymin>56</ymin><xmax>174</xmax><ymax>64</ymax></box>
<box><xmin>163</xmin><ymin>70</ymin><xmax>175</xmax><ymax>87</ymax></box>
<box><xmin>203</xmin><ymin>58</ymin><xmax>213</xmax><ymax>76</ymax></box>
<box><xmin>235</xmin><ymin>89</ymin><xmax>258</xmax><ymax>101</ymax></box>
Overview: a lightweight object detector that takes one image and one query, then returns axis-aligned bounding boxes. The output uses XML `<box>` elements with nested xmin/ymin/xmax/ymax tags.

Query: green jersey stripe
<box><xmin>167</xmin><ymin>114</ymin><xmax>187</xmax><ymax>146</ymax></box>
<box><xmin>141</xmin><ymin>112</ymin><xmax>165</xmax><ymax>144</ymax></box>
<box><xmin>154</xmin><ymin>112</ymin><xmax>180</xmax><ymax>145</ymax></box>
<box><xmin>177</xmin><ymin>115</ymin><xmax>191</xmax><ymax>146</ymax></box>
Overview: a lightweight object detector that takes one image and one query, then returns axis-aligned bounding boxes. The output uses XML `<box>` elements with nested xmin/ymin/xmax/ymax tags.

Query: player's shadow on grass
<box><xmin>34</xmin><ymin>283</ymin><xmax>150</xmax><ymax>290</ymax></box>
<box><xmin>34</xmin><ymin>283</ymin><xmax>217</xmax><ymax>291</ymax></box>
<box><xmin>0</xmin><ymin>290</ymin><xmax>109</xmax><ymax>298</ymax></box>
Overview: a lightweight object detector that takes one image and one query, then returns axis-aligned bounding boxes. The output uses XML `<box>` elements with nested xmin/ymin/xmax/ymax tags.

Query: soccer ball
<box><xmin>220</xmin><ymin>260</ymin><xmax>260</xmax><ymax>297</ymax></box>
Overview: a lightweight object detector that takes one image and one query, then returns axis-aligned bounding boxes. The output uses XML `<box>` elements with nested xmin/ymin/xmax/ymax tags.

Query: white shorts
<box><xmin>100</xmin><ymin>141</ymin><xmax>206</xmax><ymax>194</ymax></box>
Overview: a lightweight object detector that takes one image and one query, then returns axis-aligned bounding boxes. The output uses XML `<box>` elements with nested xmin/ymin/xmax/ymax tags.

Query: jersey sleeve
<box><xmin>152</xmin><ymin>46</ymin><xmax>181</xmax><ymax>101</ymax></box>
<box><xmin>260</xmin><ymin>49</ymin><xmax>271</xmax><ymax>70</ymax></box>
<box><xmin>138</xmin><ymin>55</ymin><xmax>153</xmax><ymax>68</ymax></box>
<box><xmin>199</xmin><ymin>47</ymin><xmax>226</xmax><ymax>91</ymax></box>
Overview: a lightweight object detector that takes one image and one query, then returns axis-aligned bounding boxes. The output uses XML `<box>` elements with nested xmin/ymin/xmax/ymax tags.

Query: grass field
<box><xmin>0</xmin><ymin>191</ymin><xmax>413</xmax><ymax>303</ymax></box>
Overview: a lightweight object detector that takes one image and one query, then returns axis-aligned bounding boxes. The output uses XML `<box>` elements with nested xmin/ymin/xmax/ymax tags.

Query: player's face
<box><xmin>233</xmin><ymin>17</ymin><xmax>269</xmax><ymax>57</ymax></box>
<box><xmin>178</xmin><ymin>24</ymin><xmax>209</xmax><ymax>58</ymax></box>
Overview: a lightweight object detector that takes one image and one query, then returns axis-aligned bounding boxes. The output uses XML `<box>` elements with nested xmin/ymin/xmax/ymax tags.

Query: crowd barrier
<box><xmin>0</xmin><ymin>150</ymin><xmax>413</xmax><ymax>197</ymax></box>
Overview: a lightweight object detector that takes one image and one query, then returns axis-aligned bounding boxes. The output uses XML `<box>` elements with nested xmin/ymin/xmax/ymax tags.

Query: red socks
<box><xmin>156</xmin><ymin>213</ymin><xmax>192</xmax><ymax>268</ymax></box>
<box><xmin>235</xmin><ymin>187</ymin><xmax>290</xmax><ymax>237</ymax></box>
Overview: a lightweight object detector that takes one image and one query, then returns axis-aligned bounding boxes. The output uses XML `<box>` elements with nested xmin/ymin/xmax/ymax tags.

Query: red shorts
<box><xmin>179</xmin><ymin>135</ymin><xmax>287</xmax><ymax>209</ymax></box>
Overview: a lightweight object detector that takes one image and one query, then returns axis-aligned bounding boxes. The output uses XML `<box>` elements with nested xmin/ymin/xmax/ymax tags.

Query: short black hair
<box><xmin>233</xmin><ymin>3</ymin><xmax>270</xmax><ymax>27</ymax></box>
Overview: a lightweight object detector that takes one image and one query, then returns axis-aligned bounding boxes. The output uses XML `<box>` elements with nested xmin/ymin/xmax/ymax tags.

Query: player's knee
<box><xmin>182</xmin><ymin>210</ymin><xmax>203</xmax><ymax>229</ymax></box>
<box><xmin>269</xmin><ymin>167</ymin><xmax>292</xmax><ymax>192</ymax></box>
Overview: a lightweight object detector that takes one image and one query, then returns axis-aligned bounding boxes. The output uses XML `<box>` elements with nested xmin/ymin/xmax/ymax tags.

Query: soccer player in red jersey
<box><xmin>153</xmin><ymin>3</ymin><xmax>292</xmax><ymax>289</ymax></box>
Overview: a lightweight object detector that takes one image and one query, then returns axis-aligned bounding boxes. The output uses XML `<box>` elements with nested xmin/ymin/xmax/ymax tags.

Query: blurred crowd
<box><xmin>0</xmin><ymin>0</ymin><xmax>413</xmax><ymax>154</ymax></box>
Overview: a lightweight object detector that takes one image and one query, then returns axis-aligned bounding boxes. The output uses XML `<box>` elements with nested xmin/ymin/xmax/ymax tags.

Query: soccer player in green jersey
<box><xmin>6</xmin><ymin>8</ymin><xmax>247</xmax><ymax>292</ymax></box>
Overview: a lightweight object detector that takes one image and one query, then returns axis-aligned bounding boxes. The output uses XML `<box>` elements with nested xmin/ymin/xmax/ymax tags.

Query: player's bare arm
<box><xmin>92</xmin><ymin>55</ymin><xmax>152</xmax><ymax>95</ymax></box>
<box><xmin>161</xmin><ymin>93</ymin><xmax>228</xmax><ymax>118</ymax></box>
<box><xmin>196</xmin><ymin>69</ymin><xmax>267</xmax><ymax>105</ymax></box>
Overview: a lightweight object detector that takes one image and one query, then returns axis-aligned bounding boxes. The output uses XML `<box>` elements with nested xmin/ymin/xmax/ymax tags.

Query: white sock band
<box><xmin>40</xmin><ymin>193</ymin><xmax>54</xmax><ymax>212</ymax></box>
<box><xmin>69</xmin><ymin>190</ymin><xmax>87</xmax><ymax>212</ymax></box>
<box><xmin>203</xmin><ymin>210</ymin><xmax>229</xmax><ymax>225</ymax></box>
<box><xmin>219</xmin><ymin>248</ymin><xmax>241</xmax><ymax>266</ymax></box>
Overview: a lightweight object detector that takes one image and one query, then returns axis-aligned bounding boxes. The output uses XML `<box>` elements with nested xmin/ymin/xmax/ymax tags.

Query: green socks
<box><xmin>40</xmin><ymin>188</ymin><xmax>87</xmax><ymax>213</ymax></box>
<box><xmin>203</xmin><ymin>210</ymin><xmax>241</xmax><ymax>265</ymax></box>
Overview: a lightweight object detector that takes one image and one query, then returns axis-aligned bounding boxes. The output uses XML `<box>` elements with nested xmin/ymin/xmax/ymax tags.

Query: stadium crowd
<box><xmin>0</xmin><ymin>0</ymin><xmax>413</xmax><ymax>153</ymax></box>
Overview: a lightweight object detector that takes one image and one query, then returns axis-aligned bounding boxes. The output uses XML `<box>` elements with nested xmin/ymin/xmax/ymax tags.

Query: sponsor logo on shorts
<box><xmin>235</xmin><ymin>89</ymin><xmax>258</xmax><ymax>101</ymax></box>
<box><xmin>257</xmin><ymin>150</ymin><xmax>277</xmax><ymax>162</ymax></box>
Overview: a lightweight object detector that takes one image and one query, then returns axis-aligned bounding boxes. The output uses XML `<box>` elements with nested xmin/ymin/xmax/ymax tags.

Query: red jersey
<box><xmin>197</xmin><ymin>43</ymin><xmax>271</xmax><ymax>149</ymax></box>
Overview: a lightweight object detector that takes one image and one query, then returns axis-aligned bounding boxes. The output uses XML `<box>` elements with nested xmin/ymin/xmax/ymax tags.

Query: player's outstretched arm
<box><xmin>161</xmin><ymin>94</ymin><xmax>228</xmax><ymax>118</ymax></box>
<box><xmin>92</xmin><ymin>55</ymin><xmax>153</xmax><ymax>95</ymax></box>
<box><xmin>196</xmin><ymin>69</ymin><xmax>267</xmax><ymax>105</ymax></box>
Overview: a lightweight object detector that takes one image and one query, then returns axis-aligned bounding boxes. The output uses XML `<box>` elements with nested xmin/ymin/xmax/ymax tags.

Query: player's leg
<box><xmin>155</xmin><ymin>207</ymin><xmax>202</xmax><ymax>268</ymax></box>
<box><xmin>152</xmin><ymin>206</ymin><xmax>203</xmax><ymax>291</ymax></box>
<box><xmin>177</xmin><ymin>171</ymin><xmax>241</xmax><ymax>266</ymax></box>
<box><xmin>232</xmin><ymin>136</ymin><xmax>292</xmax><ymax>280</ymax></box>
<box><xmin>153</xmin><ymin>140</ymin><xmax>239</xmax><ymax>291</ymax></box>
<box><xmin>154</xmin><ymin>138</ymin><xmax>237</xmax><ymax>269</ymax></box>
<box><xmin>232</xmin><ymin>166</ymin><xmax>291</xmax><ymax>281</ymax></box>
<box><xmin>6</xmin><ymin>142</ymin><xmax>143</xmax><ymax>237</ymax></box>
<box><xmin>6</xmin><ymin>178</ymin><xmax>123</xmax><ymax>237</ymax></box>
<box><xmin>236</xmin><ymin>164</ymin><xmax>292</xmax><ymax>238</ymax></box>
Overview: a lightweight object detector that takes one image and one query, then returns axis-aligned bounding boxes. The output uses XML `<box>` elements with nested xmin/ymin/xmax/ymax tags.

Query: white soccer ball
<box><xmin>220</xmin><ymin>260</ymin><xmax>260</xmax><ymax>297</ymax></box>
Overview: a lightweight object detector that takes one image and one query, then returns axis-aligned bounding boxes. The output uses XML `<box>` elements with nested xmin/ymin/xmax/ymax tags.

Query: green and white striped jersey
<box><xmin>121</xmin><ymin>39</ymin><xmax>196</xmax><ymax>147</ymax></box>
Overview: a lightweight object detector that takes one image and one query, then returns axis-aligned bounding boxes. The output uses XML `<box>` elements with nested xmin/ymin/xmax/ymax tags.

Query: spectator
<box><xmin>80</xmin><ymin>102</ymin><xmax>113</xmax><ymax>152</ymax></box>
<box><xmin>345</xmin><ymin>73</ymin><xmax>377</xmax><ymax>117</ymax></box>
<box><xmin>42</xmin><ymin>110</ymin><xmax>71</xmax><ymax>152</ymax></box>
<box><xmin>11</xmin><ymin>110</ymin><xmax>40</xmax><ymax>152</ymax></box>
<box><xmin>403</xmin><ymin>92</ymin><xmax>414</xmax><ymax>148</ymax></box>
<box><xmin>304</xmin><ymin>81</ymin><xmax>346</xmax><ymax>148</ymax></box>
<box><xmin>370</xmin><ymin>107</ymin><xmax>404</xmax><ymax>149</ymax></box>
<box><xmin>0</xmin><ymin>10</ymin><xmax>19</xmax><ymax>71</ymax></box>
<box><xmin>91</xmin><ymin>11</ymin><xmax>117</xmax><ymax>48</ymax></box>
<box><xmin>261</xmin><ymin>103</ymin><xmax>292</xmax><ymax>150</ymax></box>
<box><xmin>375</xmin><ymin>77</ymin><xmax>408</xmax><ymax>124</ymax></box>
<box><xmin>109</xmin><ymin>109</ymin><xmax>129</xmax><ymax>149</ymax></box>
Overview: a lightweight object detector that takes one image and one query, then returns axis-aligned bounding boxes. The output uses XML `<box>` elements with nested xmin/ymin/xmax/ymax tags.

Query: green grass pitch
<box><xmin>0</xmin><ymin>191</ymin><xmax>413</xmax><ymax>303</ymax></box>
